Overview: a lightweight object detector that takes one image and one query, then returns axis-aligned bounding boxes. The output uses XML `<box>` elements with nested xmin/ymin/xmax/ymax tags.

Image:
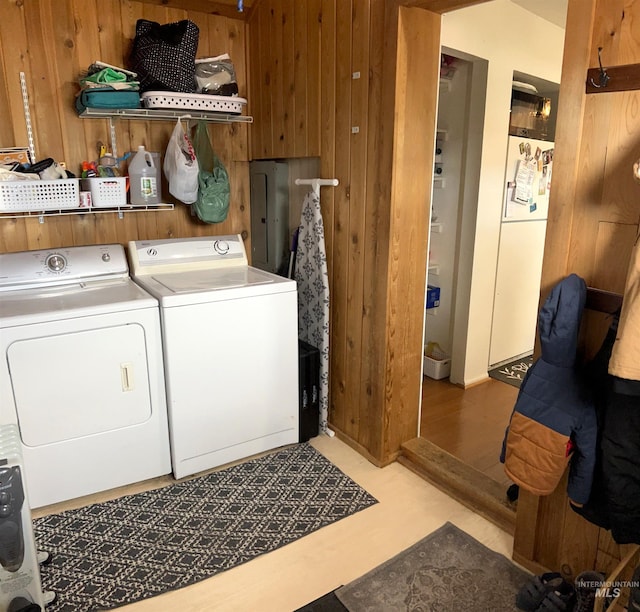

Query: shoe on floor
<box><xmin>536</xmin><ymin>580</ymin><xmax>576</xmax><ymax>612</ymax></box>
<box><xmin>574</xmin><ymin>570</ymin><xmax>605</xmax><ymax>612</ymax></box>
<box><xmin>629</xmin><ymin>565</ymin><xmax>640</xmax><ymax>611</ymax></box>
<box><xmin>516</xmin><ymin>572</ymin><xmax>567</xmax><ymax>611</ymax></box>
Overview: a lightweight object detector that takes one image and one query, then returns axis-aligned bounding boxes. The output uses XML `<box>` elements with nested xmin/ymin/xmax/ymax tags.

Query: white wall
<box><xmin>424</xmin><ymin>61</ymin><xmax>471</xmax><ymax>356</ymax></box>
<box><xmin>441</xmin><ymin>0</ymin><xmax>565</xmax><ymax>385</ymax></box>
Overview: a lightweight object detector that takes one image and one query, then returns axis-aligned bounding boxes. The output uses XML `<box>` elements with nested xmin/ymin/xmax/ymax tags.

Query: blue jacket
<box><xmin>501</xmin><ymin>274</ymin><xmax>597</xmax><ymax>505</ymax></box>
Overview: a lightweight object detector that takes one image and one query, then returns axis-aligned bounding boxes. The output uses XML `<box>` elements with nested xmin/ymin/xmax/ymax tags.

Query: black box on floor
<box><xmin>298</xmin><ymin>339</ymin><xmax>320</xmax><ymax>442</ymax></box>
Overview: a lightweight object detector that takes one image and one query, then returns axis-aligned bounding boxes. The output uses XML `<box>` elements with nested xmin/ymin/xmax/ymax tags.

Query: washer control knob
<box><xmin>102</xmin><ymin>252</ymin><xmax>111</xmax><ymax>262</ymax></box>
<box><xmin>45</xmin><ymin>253</ymin><xmax>66</xmax><ymax>273</ymax></box>
<box><xmin>0</xmin><ymin>492</ymin><xmax>10</xmax><ymax>505</ymax></box>
<box><xmin>214</xmin><ymin>240</ymin><xmax>230</xmax><ymax>255</ymax></box>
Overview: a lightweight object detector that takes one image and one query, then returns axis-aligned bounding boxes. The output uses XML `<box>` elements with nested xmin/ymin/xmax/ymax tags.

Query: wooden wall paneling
<box><xmin>382</xmin><ymin>5</ymin><xmax>439</xmax><ymax>460</ymax></box>
<box><xmin>319</xmin><ymin>0</ymin><xmax>336</xmax><ymax>322</ymax></box>
<box><xmin>247</xmin><ymin>1</ymin><xmax>267</xmax><ymax>158</ymax></box>
<box><xmin>345</xmin><ymin>0</ymin><xmax>370</xmax><ymax>446</ymax></box>
<box><xmin>269</xmin><ymin>0</ymin><xmax>286</xmax><ymax>158</ymax></box>
<box><xmin>539</xmin><ymin>0</ymin><xmax>595</xmax><ymax>297</ymax></box>
<box><xmin>559</xmin><ymin>500</ymin><xmax>601</xmax><ymax>579</ymax></box>
<box><xmin>25</xmin><ymin>215</ymin><xmax>75</xmax><ymax>252</ymax></box>
<box><xmin>293</xmin><ymin>0</ymin><xmax>308</xmax><ymax>157</ymax></box>
<box><xmin>0</xmin><ymin>35</ymin><xmax>16</xmax><ymax>147</ymax></box>
<box><xmin>225</xmin><ymin>17</ymin><xmax>250</xmax><ymax>163</ymax></box>
<box><xmin>600</xmin><ymin>92</ymin><xmax>640</xmax><ymax>225</ymax></box>
<box><xmin>21</xmin><ymin>3</ymin><xmax>63</xmax><ymax>170</ymax></box>
<box><xmin>0</xmin><ymin>1</ymin><xmax>30</xmax><ymax>149</ymax></box>
<box><xmin>593</xmin><ymin>0</ymin><xmax>624</xmax><ymax>61</ymax></box>
<box><xmin>617</xmin><ymin>0</ymin><xmax>640</xmax><ymax>62</ymax></box>
<box><xmin>593</xmin><ymin>222</ymin><xmax>638</xmax><ymax>293</ymax></box>
<box><xmin>566</xmin><ymin>95</ymin><xmax>611</xmax><ymax>283</ymax></box>
<box><xmin>306</xmin><ymin>0</ymin><xmax>321</xmax><ymax>157</ymax></box>
<box><xmin>329</xmin><ymin>0</ymin><xmax>353</xmax><ymax>438</ymax></box>
<box><xmin>594</xmin><ymin>532</ymin><xmax>640</xmax><ymax>579</ymax></box>
<box><xmin>579</xmin><ymin>221</ymin><xmax>638</xmax><ymax>358</ymax></box>
<box><xmin>281</xmin><ymin>0</ymin><xmax>295</xmax><ymax>158</ymax></box>
<box><xmin>0</xmin><ymin>219</ymin><xmax>28</xmax><ymax>255</ymax></box>
<box><xmin>24</xmin><ymin>2</ymin><xmax>74</xmax><ymax>167</ymax></box>
<box><xmin>263</xmin><ymin>0</ymin><xmax>276</xmax><ymax>158</ymax></box>
<box><xmin>512</xmin><ymin>491</ymin><xmax>545</xmax><ymax>571</ymax></box>
<box><xmin>356</xmin><ymin>0</ymin><xmax>395</xmax><ymax>462</ymax></box>
<box><xmin>531</xmin><ymin>488</ymin><xmax>566</xmax><ymax>571</ymax></box>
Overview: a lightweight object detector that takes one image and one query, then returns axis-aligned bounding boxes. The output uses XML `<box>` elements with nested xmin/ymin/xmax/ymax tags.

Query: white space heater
<box><xmin>0</xmin><ymin>425</ymin><xmax>46</xmax><ymax>612</ymax></box>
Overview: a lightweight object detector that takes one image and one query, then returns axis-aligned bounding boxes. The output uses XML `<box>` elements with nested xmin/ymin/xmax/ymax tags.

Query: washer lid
<box><xmin>134</xmin><ymin>266</ymin><xmax>296</xmax><ymax>306</ymax></box>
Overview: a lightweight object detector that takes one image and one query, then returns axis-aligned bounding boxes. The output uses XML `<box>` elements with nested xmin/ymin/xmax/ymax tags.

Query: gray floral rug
<box><xmin>34</xmin><ymin>443</ymin><xmax>377</xmax><ymax>611</ymax></box>
<box><xmin>335</xmin><ymin>522</ymin><xmax>530</xmax><ymax>611</ymax></box>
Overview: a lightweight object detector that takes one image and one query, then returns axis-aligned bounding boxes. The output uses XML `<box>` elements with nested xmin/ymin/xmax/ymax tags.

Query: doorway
<box><xmin>419</xmin><ymin>0</ymin><xmax>567</xmax><ymax>488</ymax></box>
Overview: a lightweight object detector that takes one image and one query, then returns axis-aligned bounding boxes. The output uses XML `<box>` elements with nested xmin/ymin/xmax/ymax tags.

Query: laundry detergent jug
<box><xmin>128</xmin><ymin>145</ymin><xmax>161</xmax><ymax>206</ymax></box>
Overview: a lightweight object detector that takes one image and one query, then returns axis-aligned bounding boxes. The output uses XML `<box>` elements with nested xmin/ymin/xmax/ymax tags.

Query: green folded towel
<box><xmin>81</xmin><ymin>67</ymin><xmax>127</xmax><ymax>85</ymax></box>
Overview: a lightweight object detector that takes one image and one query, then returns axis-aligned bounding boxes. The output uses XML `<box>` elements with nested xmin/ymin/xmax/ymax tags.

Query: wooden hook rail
<box><xmin>586</xmin><ymin>63</ymin><xmax>640</xmax><ymax>94</ymax></box>
<box><xmin>585</xmin><ymin>287</ymin><xmax>623</xmax><ymax>313</ymax></box>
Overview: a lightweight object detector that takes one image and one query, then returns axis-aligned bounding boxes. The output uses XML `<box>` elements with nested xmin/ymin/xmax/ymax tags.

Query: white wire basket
<box><xmin>81</xmin><ymin>177</ymin><xmax>127</xmax><ymax>208</ymax></box>
<box><xmin>141</xmin><ymin>92</ymin><xmax>247</xmax><ymax>114</ymax></box>
<box><xmin>0</xmin><ymin>178</ymin><xmax>80</xmax><ymax>212</ymax></box>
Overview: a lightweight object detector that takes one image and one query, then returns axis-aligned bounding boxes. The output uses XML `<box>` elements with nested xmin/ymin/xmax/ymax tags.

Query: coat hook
<box><xmin>589</xmin><ymin>47</ymin><xmax>610</xmax><ymax>89</ymax></box>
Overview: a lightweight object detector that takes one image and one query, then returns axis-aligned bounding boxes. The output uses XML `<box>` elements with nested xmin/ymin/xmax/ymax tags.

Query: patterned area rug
<box><xmin>335</xmin><ymin>522</ymin><xmax>530</xmax><ymax>611</ymax></box>
<box><xmin>34</xmin><ymin>444</ymin><xmax>378</xmax><ymax>612</ymax></box>
<box><xmin>489</xmin><ymin>354</ymin><xmax>534</xmax><ymax>388</ymax></box>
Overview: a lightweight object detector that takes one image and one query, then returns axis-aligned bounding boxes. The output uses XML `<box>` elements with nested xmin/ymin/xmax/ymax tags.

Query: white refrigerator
<box><xmin>489</xmin><ymin>136</ymin><xmax>554</xmax><ymax>367</ymax></box>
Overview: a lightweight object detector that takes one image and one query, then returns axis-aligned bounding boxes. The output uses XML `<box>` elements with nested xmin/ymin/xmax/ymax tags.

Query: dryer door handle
<box><xmin>120</xmin><ymin>362</ymin><xmax>134</xmax><ymax>392</ymax></box>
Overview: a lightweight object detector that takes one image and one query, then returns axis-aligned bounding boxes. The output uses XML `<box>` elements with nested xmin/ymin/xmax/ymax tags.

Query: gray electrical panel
<box><xmin>250</xmin><ymin>160</ymin><xmax>290</xmax><ymax>274</ymax></box>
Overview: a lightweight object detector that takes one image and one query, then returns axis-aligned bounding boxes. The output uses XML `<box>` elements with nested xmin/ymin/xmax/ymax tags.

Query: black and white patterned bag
<box><xmin>129</xmin><ymin>19</ymin><xmax>199</xmax><ymax>93</ymax></box>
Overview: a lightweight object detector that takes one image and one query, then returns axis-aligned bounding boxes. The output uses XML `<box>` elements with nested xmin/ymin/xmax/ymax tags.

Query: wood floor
<box><xmin>419</xmin><ymin>376</ymin><xmax>519</xmax><ymax>487</ymax></box>
<box><xmin>32</xmin><ymin>436</ymin><xmax>517</xmax><ymax>612</ymax></box>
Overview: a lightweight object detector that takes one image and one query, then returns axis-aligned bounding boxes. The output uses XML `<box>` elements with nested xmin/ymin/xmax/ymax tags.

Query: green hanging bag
<box><xmin>192</xmin><ymin>121</ymin><xmax>230</xmax><ymax>223</ymax></box>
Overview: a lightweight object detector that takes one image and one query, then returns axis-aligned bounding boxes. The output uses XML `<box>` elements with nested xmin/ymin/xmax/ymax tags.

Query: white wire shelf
<box><xmin>78</xmin><ymin>107</ymin><xmax>253</xmax><ymax>123</ymax></box>
<box><xmin>0</xmin><ymin>203</ymin><xmax>175</xmax><ymax>223</ymax></box>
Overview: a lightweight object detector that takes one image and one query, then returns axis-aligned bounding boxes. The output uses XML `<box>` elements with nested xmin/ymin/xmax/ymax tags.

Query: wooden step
<box><xmin>399</xmin><ymin>437</ymin><xmax>516</xmax><ymax>534</ymax></box>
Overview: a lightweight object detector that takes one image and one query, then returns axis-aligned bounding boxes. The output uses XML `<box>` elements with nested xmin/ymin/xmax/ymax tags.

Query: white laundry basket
<box><xmin>423</xmin><ymin>343</ymin><xmax>451</xmax><ymax>380</ymax></box>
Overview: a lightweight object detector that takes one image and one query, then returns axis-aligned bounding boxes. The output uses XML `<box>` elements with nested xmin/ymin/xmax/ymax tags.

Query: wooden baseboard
<box><xmin>399</xmin><ymin>437</ymin><xmax>516</xmax><ymax>535</ymax></box>
<box><xmin>511</xmin><ymin>551</ymin><xmax>551</xmax><ymax>576</ymax></box>
<box><xmin>326</xmin><ymin>423</ymin><xmax>399</xmax><ymax>468</ymax></box>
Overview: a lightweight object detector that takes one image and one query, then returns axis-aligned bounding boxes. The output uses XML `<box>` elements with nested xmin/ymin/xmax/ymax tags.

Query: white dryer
<box><xmin>128</xmin><ymin>235</ymin><xmax>299</xmax><ymax>479</ymax></box>
<box><xmin>0</xmin><ymin>245</ymin><xmax>171</xmax><ymax>509</ymax></box>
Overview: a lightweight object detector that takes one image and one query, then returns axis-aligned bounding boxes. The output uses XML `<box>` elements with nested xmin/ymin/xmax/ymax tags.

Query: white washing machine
<box><xmin>128</xmin><ymin>235</ymin><xmax>299</xmax><ymax>479</ymax></box>
<box><xmin>0</xmin><ymin>244</ymin><xmax>171</xmax><ymax>509</ymax></box>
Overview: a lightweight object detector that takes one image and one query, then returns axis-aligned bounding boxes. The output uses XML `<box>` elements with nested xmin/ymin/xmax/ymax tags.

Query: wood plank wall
<box><xmin>513</xmin><ymin>0</ymin><xmax>640</xmax><ymax>580</ymax></box>
<box><xmin>247</xmin><ymin>0</ymin><xmax>321</xmax><ymax>159</ymax></box>
<box><xmin>248</xmin><ymin>1</ymin><xmax>440</xmax><ymax>465</ymax></box>
<box><xmin>0</xmin><ymin>0</ymin><xmax>250</xmax><ymax>254</ymax></box>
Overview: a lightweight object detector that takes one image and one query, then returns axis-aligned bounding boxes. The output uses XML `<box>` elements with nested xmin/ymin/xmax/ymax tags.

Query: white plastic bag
<box><xmin>163</xmin><ymin>119</ymin><xmax>199</xmax><ymax>204</ymax></box>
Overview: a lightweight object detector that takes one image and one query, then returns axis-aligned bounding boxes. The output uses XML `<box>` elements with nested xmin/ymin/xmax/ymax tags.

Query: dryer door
<box><xmin>7</xmin><ymin>324</ymin><xmax>152</xmax><ymax>446</ymax></box>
